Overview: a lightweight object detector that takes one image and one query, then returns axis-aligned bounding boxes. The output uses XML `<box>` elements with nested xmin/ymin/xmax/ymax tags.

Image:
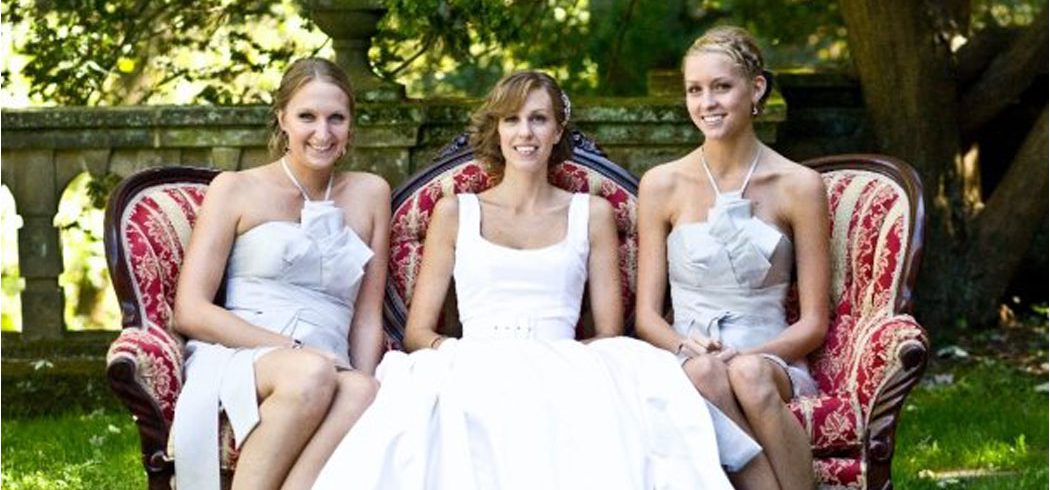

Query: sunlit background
<box><xmin>0</xmin><ymin>0</ymin><xmax>1043</xmax><ymax>332</ymax></box>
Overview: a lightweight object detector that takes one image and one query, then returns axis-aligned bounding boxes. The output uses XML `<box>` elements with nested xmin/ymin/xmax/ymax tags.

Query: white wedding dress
<box><xmin>313</xmin><ymin>193</ymin><xmax>758</xmax><ymax>490</ymax></box>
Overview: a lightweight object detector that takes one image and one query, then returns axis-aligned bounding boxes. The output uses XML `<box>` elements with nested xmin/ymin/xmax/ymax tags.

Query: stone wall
<box><xmin>0</xmin><ymin>72</ymin><xmax>868</xmax><ymax>347</ymax></box>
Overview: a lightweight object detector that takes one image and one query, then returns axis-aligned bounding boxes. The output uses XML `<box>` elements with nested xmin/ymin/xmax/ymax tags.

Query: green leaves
<box><xmin>9</xmin><ymin>0</ymin><xmax>326</xmax><ymax>105</ymax></box>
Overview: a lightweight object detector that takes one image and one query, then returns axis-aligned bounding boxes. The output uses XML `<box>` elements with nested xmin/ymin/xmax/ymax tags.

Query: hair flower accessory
<box><xmin>559</xmin><ymin>91</ymin><xmax>572</xmax><ymax>124</ymax></box>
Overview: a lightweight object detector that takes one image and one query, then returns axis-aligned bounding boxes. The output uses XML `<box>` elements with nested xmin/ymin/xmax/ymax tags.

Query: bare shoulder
<box><xmin>429</xmin><ymin>194</ymin><xmax>460</xmax><ymax>230</ymax></box>
<box><xmin>202</xmin><ymin>170</ymin><xmax>253</xmax><ymax>206</ymax></box>
<box><xmin>766</xmin><ymin>151</ymin><xmax>825</xmax><ymax>200</ymax></box>
<box><xmin>587</xmin><ymin>194</ymin><xmax>616</xmax><ymax>223</ymax></box>
<box><xmin>639</xmin><ymin>156</ymin><xmax>689</xmax><ymax>196</ymax></box>
<box><xmin>340</xmin><ymin>171</ymin><xmax>391</xmax><ymax>203</ymax></box>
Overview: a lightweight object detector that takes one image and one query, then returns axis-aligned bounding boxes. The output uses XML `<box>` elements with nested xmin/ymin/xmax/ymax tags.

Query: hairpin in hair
<box><xmin>559</xmin><ymin>91</ymin><xmax>572</xmax><ymax>124</ymax></box>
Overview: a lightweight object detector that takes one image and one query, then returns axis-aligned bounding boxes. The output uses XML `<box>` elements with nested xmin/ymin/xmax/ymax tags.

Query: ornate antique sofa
<box><xmin>788</xmin><ymin>154</ymin><xmax>928</xmax><ymax>489</ymax></box>
<box><xmin>104</xmin><ymin>134</ymin><xmax>926</xmax><ymax>489</ymax></box>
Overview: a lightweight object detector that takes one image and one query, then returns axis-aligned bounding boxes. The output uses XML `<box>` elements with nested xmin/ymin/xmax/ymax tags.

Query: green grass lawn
<box><xmin>892</xmin><ymin>359</ymin><xmax>1048</xmax><ymax>489</ymax></box>
<box><xmin>2</xmin><ymin>325</ymin><xmax>1046</xmax><ymax>489</ymax></box>
<box><xmin>1</xmin><ymin>409</ymin><xmax>144</xmax><ymax>489</ymax></box>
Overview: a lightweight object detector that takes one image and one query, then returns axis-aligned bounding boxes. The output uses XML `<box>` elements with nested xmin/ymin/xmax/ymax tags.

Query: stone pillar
<box><xmin>10</xmin><ymin>150</ymin><xmax>65</xmax><ymax>341</ymax></box>
<box><xmin>301</xmin><ymin>0</ymin><xmax>405</xmax><ymax>102</ymax></box>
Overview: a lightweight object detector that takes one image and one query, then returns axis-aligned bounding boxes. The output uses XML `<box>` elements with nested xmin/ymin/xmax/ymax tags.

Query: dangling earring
<box><xmin>751</xmin><ymin>104</ymin><xmax>760</xmax><ymax>116</ymax></box>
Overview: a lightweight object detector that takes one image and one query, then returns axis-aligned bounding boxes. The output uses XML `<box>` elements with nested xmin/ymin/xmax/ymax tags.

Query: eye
<box><xmin>329</xmin><ymin>114</ymin><xmax>347</xmax><ymax>124</ymax></box>
<box><xmin>298</xmin><ymin>112</ymin><xmax>316</xmax><ymax>121</ymax></box>
<box><xmin>714</xmin><ymin>82</ymin><xmax>731</xmax><ymax>91</ymax></box>
<box><xmin>503</xmin><ymin>115</ymin><xmax>519</xmax><ymax>124</ymax></box>
<box><xmin>529</xmin><ymin>114</ymin><xmax>548</xmax><ymax>123</ymax></box>
<box><xmin>686</xmin><ymin>85</ymin><xmax>701</xmax><ymax>95</ymax></box>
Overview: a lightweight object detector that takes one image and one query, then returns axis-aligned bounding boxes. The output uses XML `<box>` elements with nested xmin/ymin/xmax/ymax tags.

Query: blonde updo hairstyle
<box><xmin>268</xmin><ymin>57</ymin><xmax>356</xmax><ymax>157</ymax></box>
<box><xmin>684</xmin><ymin>25</ymin><xmax>771</xmax><ymax>114</ymax></box>
<box><xmin>469</xmin><ymin>71</ymin><xmax>573</xmax><ymax>183</ymax></box>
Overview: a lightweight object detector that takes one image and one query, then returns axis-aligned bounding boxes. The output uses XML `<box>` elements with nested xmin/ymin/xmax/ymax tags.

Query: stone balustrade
<box><xmin>0</xmin><ymin>72</ymin><xmax>867</xmax><ymax>352</ymax></box>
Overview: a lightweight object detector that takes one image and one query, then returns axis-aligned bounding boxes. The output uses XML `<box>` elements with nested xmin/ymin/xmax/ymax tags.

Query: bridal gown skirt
<box><xmin>314</xmin><ymin>336</ymin><xmax>752</xmax><ymax>490</ymax></box>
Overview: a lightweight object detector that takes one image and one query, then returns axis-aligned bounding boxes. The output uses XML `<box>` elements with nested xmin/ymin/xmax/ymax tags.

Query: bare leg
<box><xmin>281</xmin><ymin>370</ymin><xmax>379</xmax><ymax>489</ymax></box>
<box><xmin>231</xmin><ymin>349</ymin><xmax>337</xmax><ymax>490</ymax></box>
<box><xmin>683</xmin><ymin>355</ymin><xmax>778</xmax><ymax>489</ymax></box>
<box><xmin>728</xmin><ymin>355</ymin><xmax>815</xmax><ymax>490</ymax></box>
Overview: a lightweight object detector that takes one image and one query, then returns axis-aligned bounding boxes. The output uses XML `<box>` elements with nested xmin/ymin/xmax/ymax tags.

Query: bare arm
<box><xmin>402</xmin><ymin>196</ymin><xmax>459</xmax><ymax>352</ymax></box>
<box><xmin>634</xmin><ymin>168</ymin><xmax>685</xmax><ymax>353</ymax></box>
<box><xmin>347</xmin><ymin>175</ymin><xmax>391</xmax><ymax>375</ymax></box>
<box><xmin>173</xmin><ymin>172</ymin><xmax>296</xmax><ymax>348</ymax></box>
<box><xmin>585</xmin><ymin>196</ymin><xmax>623</xmax><ymax>339</ymax></box>
<box><xmin>743</xmin><ymin>170</ymin><xmax>830</xmax><ymax>362</ymax></box>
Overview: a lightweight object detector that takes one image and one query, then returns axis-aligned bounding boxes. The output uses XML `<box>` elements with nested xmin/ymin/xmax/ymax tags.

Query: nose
<box><xmin>700</xmin><ymin>91</ymin><xmax>717</xmax><ymax>109</ymax></box>
<box><xmin>517</xmin><ymin>119</ymin><xmax>534</xmax><ymax>139</ymax></box>
<box><xmin>313</xmin><ymin>120</ymin><xmax>332</xmax><ymax>142</ymax></box>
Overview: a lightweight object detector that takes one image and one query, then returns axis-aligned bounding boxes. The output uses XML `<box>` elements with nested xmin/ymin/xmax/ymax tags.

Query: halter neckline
<box><xmin>281</xmin><ymin>157</ymin><xmax>333</xmax><ymax>202</ymax></box>
<box><xmin>699</xmin><ymin>146</ymin><xmax>761</xmax><ymax>195</ymax></box>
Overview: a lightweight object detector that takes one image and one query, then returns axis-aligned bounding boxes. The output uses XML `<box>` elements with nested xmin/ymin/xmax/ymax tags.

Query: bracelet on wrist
<box><xmin>290</xmin><ymin>338</ymin><xmax>304</xmax><ymax>350</ymax></box>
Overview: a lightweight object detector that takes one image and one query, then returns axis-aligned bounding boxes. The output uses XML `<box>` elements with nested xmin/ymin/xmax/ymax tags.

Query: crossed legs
<box><xmin>231</xmin><ymin>348</ymin><xmax>378</xmax><ymax>490</ymax></box>
<box><xmin>684</xmin><ymin>354</ymin><xmax>814</xmax><ymax>490</ymax></box>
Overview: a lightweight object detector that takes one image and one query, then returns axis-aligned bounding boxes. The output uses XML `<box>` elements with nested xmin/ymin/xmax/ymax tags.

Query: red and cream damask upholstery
<box><xmin>791</xmin><ymin>154</ymin><xmax>928</xmax><ymax>489</ymax></box>
<box><xmin>103</xmin><ymin>166</ymin><xmax>239</xmax><ymax>490</ymax></box>
<box><xmin>384</xmin><ymin>131</ymin><xmax>638</xmax><ymax>345</ymax></box>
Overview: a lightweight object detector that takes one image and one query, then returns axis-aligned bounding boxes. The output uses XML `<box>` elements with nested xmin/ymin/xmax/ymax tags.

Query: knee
<box><xmin>683</xmin><ymin>355</ymin><xmax>730</xmax><ymax>396</ymax></box>
<box><xmin>272</xmin><ymin>353</ymin><xmax>337</xmax><ymax>410</ymax></box>
<box><xmin>727</xmin><ymin>355</ymin><xmax>781</xmax><ymax>410</ymax></box>
<box><xmin>337</xmin><ymin>371</ymin><xmax>379</xmax><ymax>408</ymax></box>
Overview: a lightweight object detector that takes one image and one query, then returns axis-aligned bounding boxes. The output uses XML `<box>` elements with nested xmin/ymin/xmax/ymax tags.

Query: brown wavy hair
<box><xmin>684</xmin><ymin>25</ymin><xmax>771</xmax><ymax>114</ymax></box>
<box><xmin>267</xmin><ymin>58</ymin><xmax>356</xmax><ymax>157</ymax></box>
<box><xmin>469</xmin><ymin>71</ymin><xmax>573</xmax><ymax>182</ymax></box>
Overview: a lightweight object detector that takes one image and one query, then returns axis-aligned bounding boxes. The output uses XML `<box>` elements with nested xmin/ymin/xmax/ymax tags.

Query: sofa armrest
<box><xmin>859</xmin><ymin>315</ymin><xmax>927</xmax><ymax>488</ymax></box>
<box><xmin>844</xmin><ymin>314</ymin><xmax>928</xmax><ymax>412</ymax></box>
<box><xmin>106</xmin><ymin>324</ymin><xmax>184</xmax><ymax>481</ymax></box>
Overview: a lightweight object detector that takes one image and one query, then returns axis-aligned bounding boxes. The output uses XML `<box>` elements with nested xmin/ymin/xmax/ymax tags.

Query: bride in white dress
<box><xmin>172</xmin><ymin>58</ymin><xmax>389</xmax><ymax>490</ymax></box>
<box><xmin>314</xmin><ymin>71</ymin><xmax>758</xmax><ymax>490</ymax></box>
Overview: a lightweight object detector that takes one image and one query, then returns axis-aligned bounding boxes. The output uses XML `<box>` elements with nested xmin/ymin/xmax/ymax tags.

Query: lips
<box><xmin>700</xmin><ymin>114</ymin><xmax>725</xmax><ymax>124</ymax></box>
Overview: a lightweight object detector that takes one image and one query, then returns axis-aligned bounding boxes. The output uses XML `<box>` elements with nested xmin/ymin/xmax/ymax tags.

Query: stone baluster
<box><xmin>5</xmin><ymin>150</ymin><xmax>65</xmax><ymax>341</ymax></box>
<box><xmin>301</xmin><ymin>0</ymin><xmax>405</xmax><ymax>102</ymax></box>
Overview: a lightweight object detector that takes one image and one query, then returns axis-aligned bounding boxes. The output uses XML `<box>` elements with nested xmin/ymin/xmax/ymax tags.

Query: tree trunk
<box><xmin>838</xmin><ymin>0</ymin><xmax>968</xmax><ymax>329</ymax></box>
<box><xmin>958</xmin><ymin>10</ymin><xmax>1048</xmax><ymax>139</ymax></box>
<box><xmin>963</xmin><ymin>108</ymin><xmax>1049</xmax><ymax>323</ymax></box>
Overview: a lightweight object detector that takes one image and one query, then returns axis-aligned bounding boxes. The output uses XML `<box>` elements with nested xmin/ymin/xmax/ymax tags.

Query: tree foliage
<box><xmin>4</xmin><ymin>0</ymin><xmax>328</xmax><ymax>106</ymax></box>
<box><xmin>372</xmin><ymin>0</ymin><xmax>851</xmax><ymax>97</ymax></box>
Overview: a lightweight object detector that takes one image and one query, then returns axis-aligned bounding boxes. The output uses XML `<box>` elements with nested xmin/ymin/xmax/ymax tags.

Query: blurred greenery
<box><xmin>2</xmin><ymin>0</ymin><xmax>330</xmax><ymax>106</ymax></box>
<box><xmin>4</xmin><ymin>0</ymin><xmax>1044</xmax><ymax>105</ymax></box>
<box><xmin>54</xmin><ymin>173</ymin><xmax>120</xmax><ymax>331</ymax></box>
